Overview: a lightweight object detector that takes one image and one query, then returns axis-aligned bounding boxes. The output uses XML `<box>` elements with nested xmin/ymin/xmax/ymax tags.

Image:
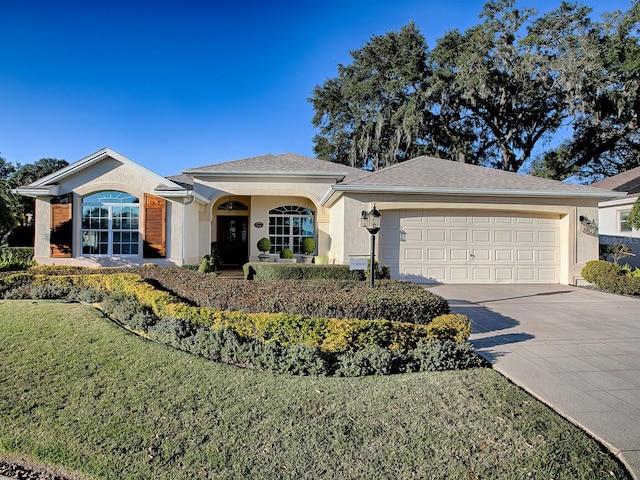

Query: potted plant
<box><xmin>257</xmin><ymin>237</ymin><xmax>273</xmax><ymax>262</ymax></box>
<box><xmin>300</xmin><ymin>237</ymin><xmax>316</xmax><ymax>263</ymax></box>
<box><xmin>277</xmin><ymin>247</ymin><xmax>296</xmax><ymax>263</ymax></box>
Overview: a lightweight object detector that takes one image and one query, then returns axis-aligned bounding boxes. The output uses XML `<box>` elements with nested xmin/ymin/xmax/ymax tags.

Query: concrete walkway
<box><xmin>427</xmin><ymin>284</ymin><xmax>640</xmax><ymax>479</ymax></box>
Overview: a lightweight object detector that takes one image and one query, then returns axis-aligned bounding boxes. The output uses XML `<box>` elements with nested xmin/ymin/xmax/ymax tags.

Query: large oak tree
<box><xmin>310</xmin><ymin>0</ymin><xmax>640</xmax><ymax>180</ymax></box>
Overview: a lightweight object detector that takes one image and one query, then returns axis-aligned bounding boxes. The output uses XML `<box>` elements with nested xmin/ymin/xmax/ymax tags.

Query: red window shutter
<box><xmin>50</xmin><ymin>194</ymin><xmax>73</xmax><ymax>258</ymax></box>
<box><xmin>143</xmin><ymin>193</ymin><xmax>166</xmax><ymax>258</ymax></box>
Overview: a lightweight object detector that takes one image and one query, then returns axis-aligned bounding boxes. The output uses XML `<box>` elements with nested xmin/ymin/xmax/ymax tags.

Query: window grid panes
<box><xmin>82</xmin><ymin>191</ymin><xmax>140</xmax><ymax>256</ymax></box>
<box><xmin>268</xmin><ymin>205</ymin><xmax>314</xmax><ymax>254</ymax></box>
<box><xmin>619</xmin><ymin>210</ymin><xmax>632</xmax><ymax>233</ymax></box>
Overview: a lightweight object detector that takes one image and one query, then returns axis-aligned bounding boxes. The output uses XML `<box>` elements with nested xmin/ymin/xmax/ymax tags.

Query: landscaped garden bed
<box><xmin>0</xmin><ymin>267</ymin><xmax>482</xmax><ymax>376</ymax></box>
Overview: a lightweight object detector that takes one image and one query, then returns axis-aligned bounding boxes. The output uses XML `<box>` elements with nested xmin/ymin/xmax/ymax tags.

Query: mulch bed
<box><xmin>0</xmin><ymin>460</ymin><xmax>69</xmax><ymax>480</ymax></box>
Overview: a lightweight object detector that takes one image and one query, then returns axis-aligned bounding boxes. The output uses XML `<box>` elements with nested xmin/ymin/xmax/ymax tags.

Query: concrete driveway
<box><xmin>427</xmin><ymin>284</ymin><xmax>640</xmax><ymax>479</ymax></box>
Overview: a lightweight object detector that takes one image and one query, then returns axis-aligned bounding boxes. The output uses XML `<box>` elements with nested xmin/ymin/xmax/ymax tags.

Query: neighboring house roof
<box><xmin>321</xmin><ymin>156</ymin><xmax>625</xmax><ymax>206</ymax></box>
<box><xmin>591</xmin><ymin>165</ymin><xmax>640</xmax><ymax>196</ymax></box>
<box><xmin>182</xmin><ymin>152</ymin><xmax>370</xmax><ymax>183</ymax></box>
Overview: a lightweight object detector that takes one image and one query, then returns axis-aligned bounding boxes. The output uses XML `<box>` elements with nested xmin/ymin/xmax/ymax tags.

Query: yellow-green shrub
<box><xmin>426</xmin><ymin>314</ymin><xmax>471</xmax><ymax>343</ymax></box>
<box><xmin>8</xmin><ymin>273</ymin><xmax>470</xmax><ymax>354</ymax></box>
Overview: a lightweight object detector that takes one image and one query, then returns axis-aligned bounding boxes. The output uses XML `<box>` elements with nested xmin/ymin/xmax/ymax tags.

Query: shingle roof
<box><xmin>341</xmin><ymin>156</ymin><xmax>620</xmax><ymax>197</ymax></box>
<box><xmin>182</xmin><ymin>153</ymin><xmax>370</xmax><ymax>183</ymax></box>
<box><xmin>591</xmin><ymin>165</ymin><xmax>640</xmax><ymax>195</ymax></box>
<box><xmin>163</xmin><ymin>174</ymin><xmax>194</xmax><ymax>190</ymax></box>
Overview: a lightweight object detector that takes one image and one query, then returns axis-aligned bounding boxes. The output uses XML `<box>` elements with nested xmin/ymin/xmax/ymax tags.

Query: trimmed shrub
<box><xmin>243</xmin><ymin>262</ymin><xmax>360</xmax><ymax>281</ymax></box>
<box><xmin>257</xmin><ymin>237</ymin><xmax>271</xmax><ymax>254</ymax></box>
<box><xmin>145</xmin><ymin>268</ymin><xmax>449</xmax><ymax>324</ymax></box>
<box><xmin>582</xmin><ymin>260</ymin><xmax>622</xmax><ymax>284</ymax></box>
<box><xmin>336</xmin><ymin>346</ymin><xmax>395</xmax><ymax>376</ymax></box>
<box><xmin>198</xmin><ymin>254</ymin><xmax>218</xmax><ymax>274</ymax></box>
<box><xmin>279</xmin><ymin>248</ymin><xmax>293</xmax><ymax>259</ymax></box>
<box><xmin>581</xmin><ymin>260</ymin><xmax>640</xmax><ymax>296</ymax></box>
<box><xmin>1</xmin><ymin>271</ymin><xmax>483</xmax><ymax>376</ymax></box>
<box><xmin>301</xmin><ymin>237</ymin><xmax>316</xmax><ymax>255</ymax></box>
<box><xmin>426</xmin><ymin>314</ymin><xmax>471</xmax><ymax>343</ymax></box>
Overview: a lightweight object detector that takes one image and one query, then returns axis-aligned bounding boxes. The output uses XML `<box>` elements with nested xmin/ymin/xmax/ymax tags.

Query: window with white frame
<box><xmin>619</xmin><ymin>209</ymin><xmax>632</xmax><ymax>233</ymax></box>
<box><xmin>81</xmin><ymin>191</ymin><xmax>140</xmax><ymax>255</ymax></box>
<box><xmin>268</xmin><ymin>205</ymin><xmax>314</xmax><ymax>254</ymax></box>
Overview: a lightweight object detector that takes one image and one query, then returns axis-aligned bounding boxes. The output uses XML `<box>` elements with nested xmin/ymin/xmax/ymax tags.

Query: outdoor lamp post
<box><xmin>360</xmin><ymin>205</ymin><xmax>381</xmax><ymax>287</ymax></box>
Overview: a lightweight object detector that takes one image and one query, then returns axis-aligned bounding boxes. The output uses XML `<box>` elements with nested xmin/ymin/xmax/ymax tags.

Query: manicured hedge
<box><xmin>0</xmin><ymin>272</ymin><xmax>482</xmax><ymax>375</ymax></box>
<box><xmin>137</xmin><ymin>267</ymin><xmax>450</xmax><ymax>324</ymax></box>
<box><xmin>2</xmin><ymin>273</ymin><xmax>467</xmax><ymax>351</ymax></box>
<box><xmin>243</xmin><ymin>262</ymin><xmax>362</xmax><ymax>280</ymax></box>
<box><xmin>582</xmin><ymin>260</ymin><xmax>640</xmax><ymax>296</ymax></box>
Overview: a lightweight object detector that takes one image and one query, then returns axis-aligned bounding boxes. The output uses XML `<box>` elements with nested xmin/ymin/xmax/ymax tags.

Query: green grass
<box><xmin>0</xmin><ymin>300</ymin><xmax>630</xmax><ymax>480</ymax></box>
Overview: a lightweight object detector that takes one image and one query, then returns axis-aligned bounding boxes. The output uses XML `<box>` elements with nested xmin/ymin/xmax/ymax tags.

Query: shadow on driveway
<box><xmin>444</xmin><ymin>297</ymin><xmax>534</xmax><ymax>362</ymax></box>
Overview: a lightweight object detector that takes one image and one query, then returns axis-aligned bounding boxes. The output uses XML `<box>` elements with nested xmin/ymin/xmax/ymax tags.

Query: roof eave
<box><xmin>31</xmin><ymin>147</ymin><xmax>181</xmax><ymax>189</ymax></box>
<box><xmin>181</xmin><ymin>170</ymin><xmax>347</xmax><ymax>181</ymax></box>
<box><xmin>598</xmin><ymin>194</ymin><xmax>640</xmax><ymax>207</ymax></box>
<box><xmin>326</xmin><ymin>184</ymin><xmax>627</xmax><ymax>199</ymax></box>
<box><xmin>153</xmin><ymin>188</ymin><xmax>209</xmax><ymax>204</ymax></box>
<box><xmin>11</xmin><ymin>185</ymin><xmax>60</xmax><ymax>197</ymax></box>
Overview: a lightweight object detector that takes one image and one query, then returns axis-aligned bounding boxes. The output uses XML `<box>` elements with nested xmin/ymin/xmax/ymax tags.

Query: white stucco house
<box><xmin>14</xmin><ymin>147</ymin><xmax>623</xmax><ymax>285</ymax></box>
<box><xmin>592</xmin><ymin>166</ymin><xmax>640</xmax><ymax>268</ymax></box>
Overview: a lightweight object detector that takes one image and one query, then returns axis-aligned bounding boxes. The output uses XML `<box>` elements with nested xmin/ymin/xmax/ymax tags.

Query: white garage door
<box><xmin>379</xmin><ymin>210</ymin><xmax>561</xmax><ymax>284</ymax></box>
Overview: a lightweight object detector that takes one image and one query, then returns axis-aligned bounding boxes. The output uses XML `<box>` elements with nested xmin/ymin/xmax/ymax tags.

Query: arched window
<box><xmin>81</xmin><ymin>191</ymin><xmax>140</xmax><ymax>255</ymax></box>
<box><xmin>268</xmin><ymin>205</ymin><xmax>314</xmax><ymax>254</ymax></box>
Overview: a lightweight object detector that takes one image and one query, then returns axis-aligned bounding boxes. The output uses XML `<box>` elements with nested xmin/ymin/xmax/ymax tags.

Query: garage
<box><xmin>379</xmin><ymin>209</ymin><xmax>561</xmax><ymax>284</ymax></box>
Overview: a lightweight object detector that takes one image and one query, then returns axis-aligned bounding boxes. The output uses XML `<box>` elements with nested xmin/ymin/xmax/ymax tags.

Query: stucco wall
<box><xmin>332</xmin><ymin>193</ymin><xmax>602</xmax><ymax>285</ymax></box>
<box><xmin>32</xmin><ymin>159</ymin><xmax>187</xmax><ymax>267</ymax></box>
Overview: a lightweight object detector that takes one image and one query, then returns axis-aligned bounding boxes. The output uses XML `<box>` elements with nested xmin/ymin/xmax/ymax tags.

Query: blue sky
<box><xmin>0</xmin><ymin>0</ymin><xmax>633</xmax><ymax>177</ymax></box>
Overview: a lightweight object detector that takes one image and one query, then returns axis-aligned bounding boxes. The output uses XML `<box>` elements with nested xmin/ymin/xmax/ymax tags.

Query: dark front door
<box><xmin>217</xmin><ymin>216</ymin><xmax>248</xmax><ymax>266</ymax></box>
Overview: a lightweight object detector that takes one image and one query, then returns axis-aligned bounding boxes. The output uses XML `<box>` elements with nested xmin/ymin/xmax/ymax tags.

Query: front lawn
<box><xmin>0</xmin><ymin>300</ymin><xmax>629</xmax><ymax>479</ymax></box>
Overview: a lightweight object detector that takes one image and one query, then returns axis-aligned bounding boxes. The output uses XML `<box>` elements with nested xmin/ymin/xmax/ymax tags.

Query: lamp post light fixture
<box><xmin>360</xmin><ymin>205</ymin><xmax>381</xmax><ymax>287</ymax></box>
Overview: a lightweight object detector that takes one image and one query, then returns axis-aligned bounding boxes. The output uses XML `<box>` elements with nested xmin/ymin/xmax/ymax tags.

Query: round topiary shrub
<box><xmin>257</xmin><ymin>237</ymin><xmax>272</xmax><ymax>254</ymax></box>
<box><xmin>280</xmin><ymin>247</ymin><xmax>293</xmax><ymax>259</ymax></box>
<box><xmin>301</xmin><ymin>237</ymin><xmax>316</xmax><ymax>255</ymax></box>
<box><xmin>582</xmin><ymin>260</ymin><xmax>621</xmax><ymax>285</ymax></box>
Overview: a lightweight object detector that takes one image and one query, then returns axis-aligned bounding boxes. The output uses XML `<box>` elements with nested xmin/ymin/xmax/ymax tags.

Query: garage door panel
<box><xmin>450</xmin><ymin>230</ymin><xmax>468</xmax><ymax>242</ymax></box>
<box><xmin>450</xmin><ymin>249</ymin><xmax>468</xmax><ymax>261</ymax></box>
<box><xmin>473</xmin><ymin>249</ymin><xmax>491</xmax><ymax>261</ymax></box>
<box><xmin>539</xmin><ymin>250</ymin><xmax>556</xmax><ymax>262</ymax></box>
<box><xmin>404</xmin><ymin>248</ymin><xmax>423</xmax><ymax>260</ymax></box>
<box><xmin>538</xmin><ymin>231</ymin><xmax>557</xmax><ymax>244</ymax></box>
<box><xmin>472</xmin><ymin>268</ymin><xmax>491</xmax><ymax>281</ymax></box>
<box><xmin>517</xmin><ymin>250</ymin><xmax>535</xmax><ymax>261</ymax></box>
<box><xmin>472</xmin><ymin>230</ymin><xmax>491</xmax><ymax>242</ymax></box>
<box><xmin>495</xmin><ymin>230</ymin><xmax>512</xmax><ymax>242</ymax></box>
<box><xmin>495</xmin><ymin>249</ymin><xmax>512</xmax><ymax>261</ymax></box>
<box><xmin>427</xmin><ymin>249</ymin><xmax>445</xmax><ymax>260</ymax></box>
<box><xmin>381</xmin><ymin>209</ymin><xmax>561</xmax><ymax>284</ymax></box>
<box><xmin>496</xmin><ymin>268</ymin><xmax>514</xmax><ymax>281</ymax></box>
<box><xmin>539</xmin><ymin>268</ymin><xmax>558</xmax><ymax>281</ymax></box>
<box><xmin>427</xmin><ymin>229</ymin><xmax>446</xmax><ymax>241</ymax></box>
<box><xmin>404</xmin><ymin>229</ymin><xmax>423</xmax><ymax>242</ymax></box>
<box><xmin>516</xmin><ymin>231</ymin><xmax>535</xmax><ymax>243</ymax></box>
<box><xmin>450</xmin><ymin>268</ymin><xmax>469</xmax><ymax>281</ymax></box>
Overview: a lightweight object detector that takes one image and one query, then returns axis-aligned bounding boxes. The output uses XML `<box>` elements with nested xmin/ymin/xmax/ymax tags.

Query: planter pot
<box><xmin>314</xmin><ymin>256</ymin><xmax>329</xmax><ymax>265</ymax></box>
<box><xmin>258</xmin><ymin>254</ymin><xmax>275</xmax><ymax>262</ymax></box>
<box><xmin>300</xmin><ymin>255</ymin><xmax>314</xmax><ymax>263</ymax></box>
<box><xmin>277</xmin><ymin>258</ymin><xmax>297</xmax><ymax>264</ymax></box>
